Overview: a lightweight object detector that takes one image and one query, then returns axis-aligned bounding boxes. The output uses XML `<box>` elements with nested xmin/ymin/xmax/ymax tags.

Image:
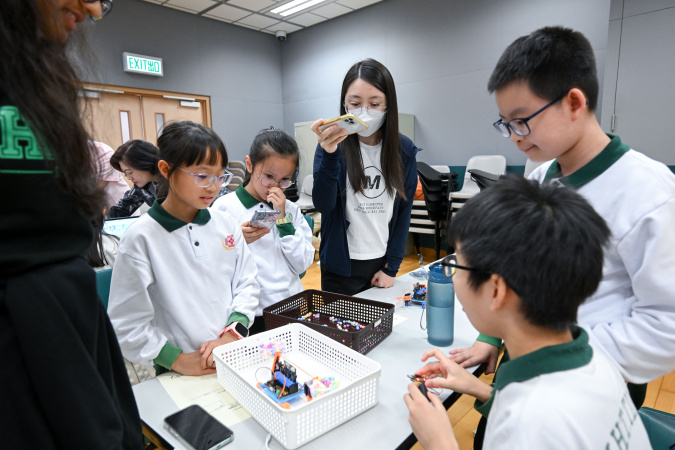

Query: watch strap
<box><xmin>276</xmin><ymin>212</ymin><xmax>292</xmax><ymax>225</ymax></box>
<box><xmin>221</xmin><ymin>322</ymin><xmax>248</xmax><ymax>339</ymax></box>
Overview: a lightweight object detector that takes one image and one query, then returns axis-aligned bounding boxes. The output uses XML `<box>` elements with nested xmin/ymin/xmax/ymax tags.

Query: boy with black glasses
<box><xmin>451</xmin><ymin>26</ymin><xmax>675</xmax><ymax>406</ymax></box>
<box><xmin>404</xmin><ymin>175</ymin><xmax>650</xmax><ymax>449</ymax></box>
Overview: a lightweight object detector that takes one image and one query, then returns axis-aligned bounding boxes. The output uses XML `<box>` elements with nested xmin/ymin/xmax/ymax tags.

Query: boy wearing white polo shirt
<box><xmin>450</xmin><ymin>27</ymin><xmax>675</xmax><ymax>416</ymax></box>
<box><xmin>404</xmin><ymin>175</ymin><xmax>650</xmax><ymax>449</ymax></box>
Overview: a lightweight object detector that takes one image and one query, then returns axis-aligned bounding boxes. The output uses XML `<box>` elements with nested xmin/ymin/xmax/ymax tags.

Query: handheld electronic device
<box><xmin>249</xmin><ymin>210</ymin><xmax>281</xmax><ymax>229</ymax></box>
<box><xmin>164</xmin><ymin>405</ymin><xmax>234</xmax><ymax>450</ymax></box>
<box><xmin>317</xmin><ymin>113</ymin><xmax>368</xmax><ymax>136</ymax></box>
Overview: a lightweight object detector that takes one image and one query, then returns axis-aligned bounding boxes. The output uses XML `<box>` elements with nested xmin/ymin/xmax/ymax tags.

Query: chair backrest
<box><xmin>455</xmin><ymin>155</ymin><xmax>507</xmax><ymax>196</ymax></box>
<box><xmin>638</xmin><ymin>407</ymin><xmax>675</xmax><ymax>449</ymax></box>
<box><xmin>524</xmin><ymin>158</ymin><xmax>549</xmax><ymax>178</ymax></box>
<box><xmin>466</xmin><ymin>155</ymin><xmax>507</xmax><ymax>176</ymax></box>
<box><xmin>229</xmin><ymin>167</ymin><xmax>246</xmax><ymax>179</ymax></box>
<box><xmin>304</xmin><ymin>214</ymin><xmax>314</xmax><ymax>235</ymax></box>
<box><xmin>301</xmin><ymin>174</ymin><xmax>313</xmax><ymax>196</ymax></box>
<box><xmin>227</xmin><ymin>175</ymin><xmax>244</xmax><ymax>189</ymax></box>
<box><xmin>95</xmin><ymin>268</ymin><xmax>113</xmax><ymax>309</ymax></box>
<box><xmin>417</xmin><ymin>164</ymin><xmax>452</xmax><ymax>222</ymax></box>
<box><xmin>228</xmin><ymin>160</ymin><xmax>246</xmax><ymax>171</ymax></box>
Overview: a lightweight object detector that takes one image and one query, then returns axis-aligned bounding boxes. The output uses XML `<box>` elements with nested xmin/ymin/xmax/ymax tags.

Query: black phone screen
<box><xmin>164</xmin><ymin>405</ymin><xmax>234</xmax><ymax>450</ymax></box>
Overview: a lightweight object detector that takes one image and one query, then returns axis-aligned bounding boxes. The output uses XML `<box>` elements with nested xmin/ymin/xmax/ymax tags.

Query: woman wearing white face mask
<box><xmin>311</xmin><ymin>59</ymin><xmax>419</xmax><ymax>295</ymax></box>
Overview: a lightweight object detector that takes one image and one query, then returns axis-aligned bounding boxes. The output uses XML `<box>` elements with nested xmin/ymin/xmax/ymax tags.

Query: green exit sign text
<box><xmin>123</xmin><ymin>52</ymin><xmax>163</xmax><ymax>77</ymax></box>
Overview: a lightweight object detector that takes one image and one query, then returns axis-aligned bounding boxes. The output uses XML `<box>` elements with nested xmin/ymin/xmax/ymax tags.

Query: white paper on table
<box><xmin>393</xmin><ymin>313</ymin><xmax>408</xmax><ymax>327</ymax></box>
<box><xmin>156</xmin><ymin>372</ymin><xmax>250</xmax><ymax>427</ymax></box>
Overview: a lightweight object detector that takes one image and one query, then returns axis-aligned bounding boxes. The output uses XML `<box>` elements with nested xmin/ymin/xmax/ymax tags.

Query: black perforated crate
<box><xmin>263</xmin><ymin>289</ymin><xmax>395</xmax><ymax>354</ymax></box>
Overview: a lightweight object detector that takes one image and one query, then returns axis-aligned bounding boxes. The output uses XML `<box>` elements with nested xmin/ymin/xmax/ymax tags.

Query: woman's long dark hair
<box><xmin>339</xmin><ymin>59</ymin><xmax>406</xmax><ymax>200</ymax></box>
<box><xmin>0</xmin><ymin>0</ymin><xmax>102</xmax><ymax>219</ymax></box>
<box><xmin>85</xmin><ymin>209</ymin><xmax>119</xmax><ymax>268</ymax></box>
<box><xmin>110</xmin><ymin>140</ymin><xmax>160</xmax><ymax>174</ymax></box>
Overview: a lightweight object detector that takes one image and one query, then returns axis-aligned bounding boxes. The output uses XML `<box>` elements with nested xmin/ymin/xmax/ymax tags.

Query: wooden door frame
<box><xmin>82</xmin><ymin>82</ymin><xmax>212</xmax><ymax>128</ymax></box>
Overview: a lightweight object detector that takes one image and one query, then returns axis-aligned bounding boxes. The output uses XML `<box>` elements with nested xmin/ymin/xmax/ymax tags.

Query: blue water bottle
<box><xmin>426</xmin><ymin>262</ymin><xmax>455</xmax><ymax>346</ymax></box>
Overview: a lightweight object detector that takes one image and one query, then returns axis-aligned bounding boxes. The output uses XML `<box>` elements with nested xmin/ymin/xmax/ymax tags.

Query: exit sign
<box><xmin>123</xmin><ymin>52</ymin><xmax>163</xmax><ymax>77</ymax></box>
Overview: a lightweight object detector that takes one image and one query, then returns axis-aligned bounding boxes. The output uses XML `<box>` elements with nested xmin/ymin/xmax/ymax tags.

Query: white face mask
<box><xmin>350</xmin><ymin>109</ymin><xmax>386</xmax><ymax>137</ymax></box>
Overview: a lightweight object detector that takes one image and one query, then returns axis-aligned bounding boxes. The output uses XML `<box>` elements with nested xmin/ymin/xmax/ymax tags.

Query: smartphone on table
<box><xmin>318</xmin><ymin>113</ymin><xmax>368</xmax><ymax>135</ymax></box>
<box><xmin>164</xmin><ymin>405</ymin><xmax>234</xmax><ymax>450</ymax></box>
<box><xmin>249</xmin><ymin>210</ymin><xmax>281</xmax><ymax>229</ymax></box>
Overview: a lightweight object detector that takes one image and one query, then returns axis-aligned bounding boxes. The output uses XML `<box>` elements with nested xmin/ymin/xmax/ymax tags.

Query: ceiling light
<box><xmin>270</xmin><ymin>0</ymin><xmax>328</xmax><ymax>16</ymax></box>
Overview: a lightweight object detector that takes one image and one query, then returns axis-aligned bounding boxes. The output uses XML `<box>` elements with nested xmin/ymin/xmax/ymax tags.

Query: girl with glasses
<box><xmin>310</xmin><ymin>58</ymin><xmax>420</xmax><ymax>296</ymax></box>
<box><xmin>108</xmin><ymin>121</ymin><xmax>260</xmax><ymax>376</ymax></box>
<box><xmin>0</xmin><ymin>0</ymin><xmax>142</xmax><ymax>448</ymax></box>
<box><xmin>212</xmin><ymin>127</ymin><xmax>315</xmax><ymax>335</ymax></box>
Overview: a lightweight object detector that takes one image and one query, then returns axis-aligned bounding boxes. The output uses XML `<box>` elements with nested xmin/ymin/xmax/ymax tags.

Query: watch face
<box><xmin>235</xmin><ymin>322</ymin><xmax>249</xmax><ymax>337</ymax></box>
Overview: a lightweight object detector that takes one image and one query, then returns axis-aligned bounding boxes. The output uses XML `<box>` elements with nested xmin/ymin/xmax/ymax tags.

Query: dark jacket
<box><xmin>313</xmin><ymin>134</ymin><xmax>419</xmax><ymax>277</ymax></box>
<box><xmin>107</xmin><ymin>183</ymin><xmax>156</xmax><ymax>218</ymax></box>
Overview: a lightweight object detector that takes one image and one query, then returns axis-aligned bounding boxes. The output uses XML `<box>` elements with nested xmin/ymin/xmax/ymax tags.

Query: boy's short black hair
<box><xmin>449</xmin><ymin>174</ymin><xmax>610</xmax><ymax>331</ymax></box>
<box><xmin>488</xmin><ymin>26</ymin><xmax>599</xmax><ymax>111</ymax></box>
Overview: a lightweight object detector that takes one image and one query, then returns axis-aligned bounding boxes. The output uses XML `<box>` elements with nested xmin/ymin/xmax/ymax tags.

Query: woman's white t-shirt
<box><xmin>345</xmin><ymin>141</ymin><xmax>395</xmax><ymax>260</ymax></box>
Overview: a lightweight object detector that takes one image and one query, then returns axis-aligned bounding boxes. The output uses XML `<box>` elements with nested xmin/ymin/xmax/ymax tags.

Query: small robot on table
<box><xmin>403</xmin><ymin>282</ymin><xmax>427</xmax><ymax>306</ymax></box>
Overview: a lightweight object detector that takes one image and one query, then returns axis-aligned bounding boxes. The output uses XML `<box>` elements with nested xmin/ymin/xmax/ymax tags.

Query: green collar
<box><xmin>148</xmin><ymin>199</ymin><xmax>211</xmax><ymax>232</ymax></box>
<box><xmin>495</xmin><ymin>327</ymin><xmax>592</xmax><ymax>390</ymax></box>
<box><xmin>543</xmin><ymin>134</ymin><xmax>630</xmax><ymax>188</ymax></box>
<box><xmin>476</xmin><ymin>327</ymin><xmax>592</xmax><ymax>418</ymax></box>
<box><xmin>235</xmin><ymin>184</ymin><xmax>273</xmax><ymax>209</ymax></box>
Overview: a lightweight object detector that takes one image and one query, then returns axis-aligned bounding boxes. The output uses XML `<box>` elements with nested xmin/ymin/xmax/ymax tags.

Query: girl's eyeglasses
<box><xmin>254</xmin><ymin>162</ymin><xmax>295</xmax><ymax>189</ymax></box>
<box><xmin>85</xmin><ymin>0</ymin><xmax>113</xmax><ymax>21</ymax></box>
<box><xmin>440</xmin><ymin>255</ymin><xmax>490</xmax><ymax>279</ymax></box>
<box><xmin>176</xmin><ymin>167</ymin><xmax>233</xmax><ymax>188</ymax></box>
<box><xmin>255</xmin><ymin>172</ymin><xmax>294</xmax><ymax>189</ymax></box>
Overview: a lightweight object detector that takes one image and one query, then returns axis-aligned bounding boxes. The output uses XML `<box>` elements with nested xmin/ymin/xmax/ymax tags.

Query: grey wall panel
<box><xmin>610</xmin><ymin>0</ymin><xmax>624</xmax><ymax>20</ymax></box>
<box><xmin>623</xmin><ymin>0</ymin><xmax>675</xmax><ymax>17</ymax></box>
<box><xmin>600</xmin><ymin>19</ymin><xmax>622</xmax><ymax>132</ymax></box>
<box><xmin>611</xmin><ymin>6</ymin><xmax>675</xmax><ymax>163</ymax></box>
<box><xmin>280</xmin><ymin>0</ymin><xmax>611</xmax><ymax>166</ymax></box>
<box><xmin>84</xmin><ymin>0</ymin><xmax>283</xmax><ymax>162</ymax></box>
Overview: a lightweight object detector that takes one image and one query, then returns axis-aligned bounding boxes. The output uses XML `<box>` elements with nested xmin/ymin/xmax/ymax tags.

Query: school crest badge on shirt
<box><xmin>222</xmin><ymin>235</ymin><xmax>235</xmax><ymax>250</ymax></box>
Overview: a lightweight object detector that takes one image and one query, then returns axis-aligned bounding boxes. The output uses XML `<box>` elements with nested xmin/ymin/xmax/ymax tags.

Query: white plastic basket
<box><xmin>214</xmin><ymin>323</ymin><xmax>381</xmax><ymax>449</ymax></box>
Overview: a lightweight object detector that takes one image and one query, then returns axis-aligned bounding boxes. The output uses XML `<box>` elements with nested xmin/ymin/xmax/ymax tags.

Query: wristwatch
<box><xmin>276</xmin><ymin>212</ymin><xmax>293</xmax><ymax>225</ymax></box>
<box><xmin>220</xmin><ymin>322</ymin><xmax>249</xmax><ymax>340</ymax></box>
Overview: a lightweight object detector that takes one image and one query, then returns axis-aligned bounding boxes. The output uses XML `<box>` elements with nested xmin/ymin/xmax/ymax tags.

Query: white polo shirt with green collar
<box><xmin>108</xmin><ymin>200</ymin><xmax>260</xmax><ymax>369</ymax></box>
<box><xmin>211</xmin><ymin>186</ymin><xmax>315</xmax><ymax>315</ymax></box>
<box><xmin>531</xmin><ymin>134</ymin><xmax>675</xmax><ymax>384</ymax></box>
<box><xmin>478</xmin><ymin>328</ymin><xmax>649</xmax><ymax>449</ymax></box>
<box><xmin>478</xmin><ymin>134</ymin><xmax>675</xmax><ymax>384</ymax></box>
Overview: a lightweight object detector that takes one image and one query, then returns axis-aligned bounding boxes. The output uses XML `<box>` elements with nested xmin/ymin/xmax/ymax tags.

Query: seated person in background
<box><xmin>90</xmin><ymin>141</ymin><xmax>128</xmax><ymax>210</ymax></box>
<box><xmin>404</xmin><ymin>175</ymin><xmax>650</xmax><ymax>449</ymax></box>
<box><xmin>450</xmin><ymin>26</ymin><xmax>675</xmax><ymax>402</ymax></box>
<box><xmin>108</xmin><ymin>121</ymin><xmax>259</xmax><ymax>376</ymax></box>
<box><xmin>85</xmin><ymin>207</ymin><xmax>119</xmax><ymax>271</ymax></box>
<box><xmin>108</xmin><ymin>140</ymin><xmax>160</xmax><ymax>218</ymax></box>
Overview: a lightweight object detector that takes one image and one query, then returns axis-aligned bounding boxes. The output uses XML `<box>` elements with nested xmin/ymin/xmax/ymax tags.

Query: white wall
<box><xmin>280</xmin><ymin>0</ymin><xmax>611</xmax><ymax>166</ymax></box>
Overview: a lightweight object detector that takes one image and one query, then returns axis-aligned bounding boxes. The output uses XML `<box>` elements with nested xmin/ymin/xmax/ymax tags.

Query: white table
<box><xmin>133</xmin><ymin>268</ymin><xmax>482</xmax><ymax>449</ymax></box>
